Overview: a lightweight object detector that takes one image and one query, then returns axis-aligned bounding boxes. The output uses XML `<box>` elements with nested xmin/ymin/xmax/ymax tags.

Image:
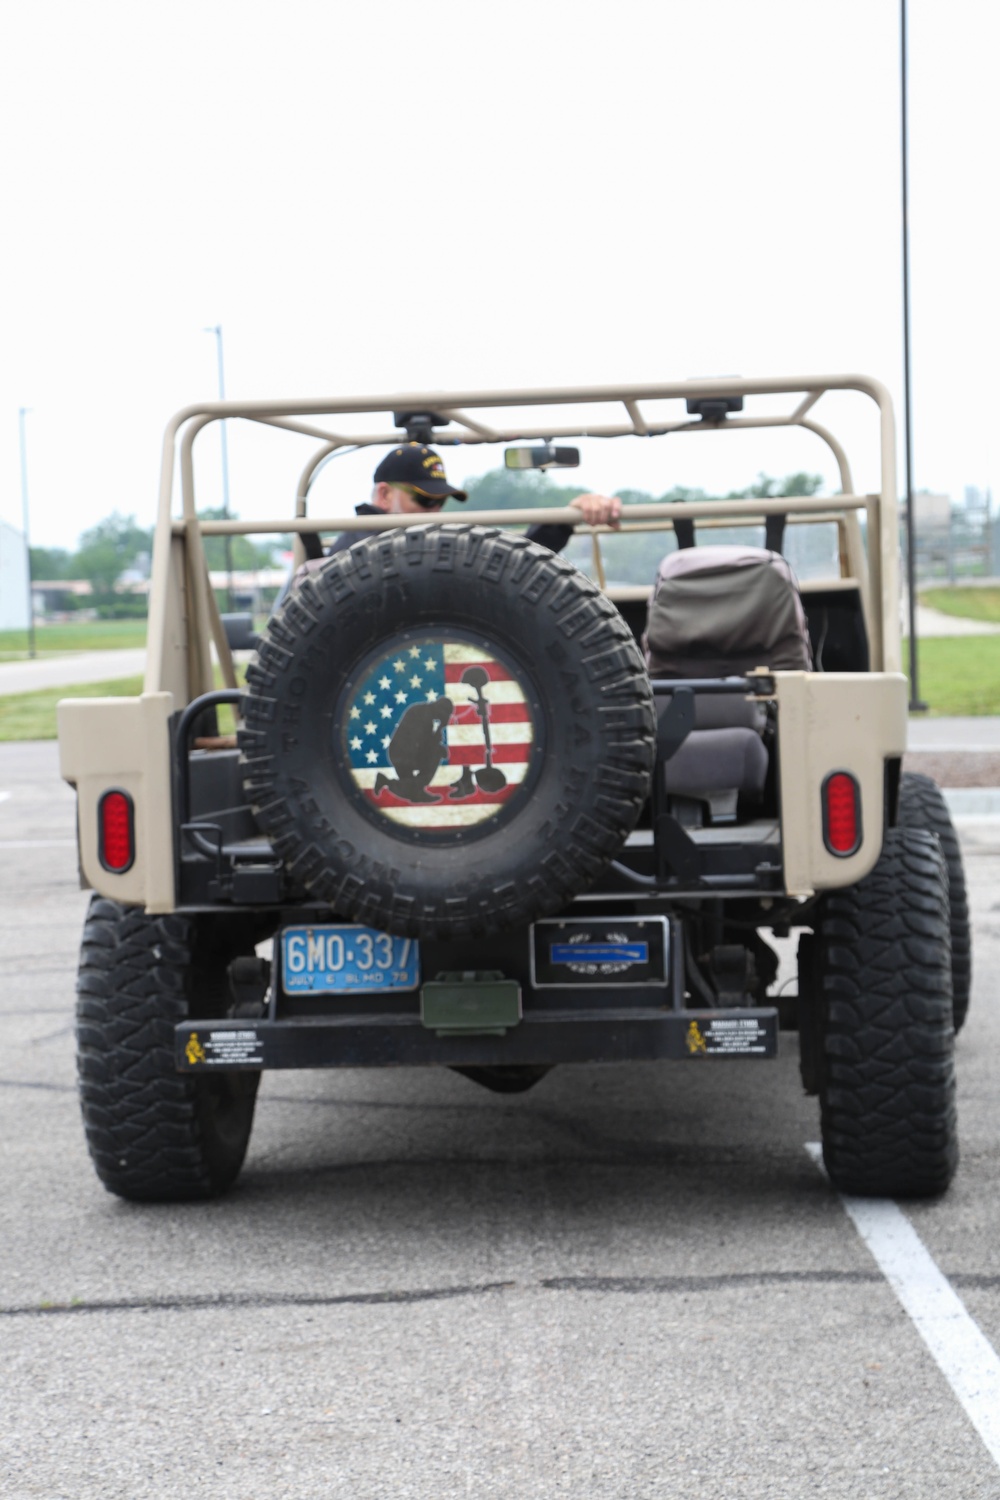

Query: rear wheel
<box><xmin>898</xmin><ymin>771</ymin><xmax>971</xmax><ymax>1031</ymax></box>
<box><xmin>809</xmin><ymin>827</ymin><xmax>957</xmax><ymax>1198</ymax></box>
<box><xmin>76</xmin><ymin>898</ymin><xmax>260</xmax><ymax>1202</ymax></box>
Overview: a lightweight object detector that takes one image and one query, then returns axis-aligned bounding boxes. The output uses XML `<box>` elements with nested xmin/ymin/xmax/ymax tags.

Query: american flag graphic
<box><xmin>344</xmin><ymin>639</ymin><xmax>536</xmax><ymax>829</ymax></box>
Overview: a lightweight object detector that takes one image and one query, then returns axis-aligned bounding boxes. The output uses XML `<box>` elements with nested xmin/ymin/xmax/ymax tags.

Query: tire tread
<box><xmin>816</xmin><ymin>826</ymin><xmax>958</xmax><ymax>1198</ymax></box>
<box><xmin>75</xmin><ymin>898</ymin><xmax>255</xmax><ymax>1202</ymax></box>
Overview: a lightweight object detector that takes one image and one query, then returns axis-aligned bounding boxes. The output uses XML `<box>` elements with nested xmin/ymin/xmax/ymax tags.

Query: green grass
<box><xmin>0</xmin><ymin>620</ymin><xmax>147</xmax><ymax>660</ymax></box>
<box><xmin>0</xmin><ymin>664</ymin><xmax>246</xmax><ymax>742</ymax></box>
<box><xmin>0</xmin><ymin>675</ymin><xmax>146</xmax><ymax>740</ymax></box>
<box><xmin>906</xmin><ymin>634</ymin><xmax>1000</xmax><ymax>716</ymax></box>
<box><xmin>920</xmin><ymin>587</ymin><xmax>1000</xmax><ymax>624</ymax></box>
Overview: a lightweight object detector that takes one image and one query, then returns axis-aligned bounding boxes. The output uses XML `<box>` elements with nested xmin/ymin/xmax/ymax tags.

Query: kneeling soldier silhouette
<box><xmin>373</xmin><ymin>697</ymin><xmax>453</xmax><ymax>803</ymax></box>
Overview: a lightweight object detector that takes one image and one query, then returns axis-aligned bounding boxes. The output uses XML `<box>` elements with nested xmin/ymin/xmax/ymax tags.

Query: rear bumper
<box><xmin>176</xmin><ymin>1006</ymin><xmax>779</xmax><ymax>1071</ymax></box>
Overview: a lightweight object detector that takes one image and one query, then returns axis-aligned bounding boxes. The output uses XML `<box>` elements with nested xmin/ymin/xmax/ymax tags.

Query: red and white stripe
<box><xmin>361</xmin><ymin>642</ymin><xmax>535</xmax><ymax>828</ymax></box>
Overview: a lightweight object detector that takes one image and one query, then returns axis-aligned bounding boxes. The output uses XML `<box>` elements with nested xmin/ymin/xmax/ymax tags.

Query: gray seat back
<box><xmin>645</xmin><ymin>544</ymin><xmax>813</xmax><ymax>679</ymax></box>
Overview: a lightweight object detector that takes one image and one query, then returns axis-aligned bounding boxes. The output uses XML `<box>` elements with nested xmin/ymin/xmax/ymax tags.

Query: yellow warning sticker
<box><xmin>185</xmin><ymin>1032</ymin><xmax>207</xmax><ymax>1066</ymax></box>
<box><xmin>686</xmin><ymin>1021</ymin><xmax>707</xmax><ymax>1055</ymax></box>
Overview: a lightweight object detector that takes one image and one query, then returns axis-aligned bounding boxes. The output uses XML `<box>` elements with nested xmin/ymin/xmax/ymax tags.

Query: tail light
<box><xmin>98</xmin><ymin>789</ymin><xmax>135</xmax><ymax>873</ymax></box>
<box><xmin>822</xmin><ymin>771</ymin><xmax>861</xmax><ymax>857</ymax></box>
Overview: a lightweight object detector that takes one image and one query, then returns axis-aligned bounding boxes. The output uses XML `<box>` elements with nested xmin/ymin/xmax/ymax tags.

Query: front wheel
<box><xmin>76</xmin><ymin>898</ymin><xmax>260</xmax><ymax>1202</ymax></box>
<box><xmin>809</xmin><ymin>827</ymin><xmax>958</xmax><ymax>1198</ymax></box>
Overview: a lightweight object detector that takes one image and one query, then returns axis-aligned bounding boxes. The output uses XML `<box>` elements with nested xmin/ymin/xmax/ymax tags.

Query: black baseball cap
<box><xmin>372</xmin><ymin>444</ymin><xmax>468</xmax><ymax>502</ymax></box>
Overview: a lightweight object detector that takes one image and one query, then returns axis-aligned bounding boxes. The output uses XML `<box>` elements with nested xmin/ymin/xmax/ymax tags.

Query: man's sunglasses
<box><xmin>398</xmin><ymin>485</ymin><xmax>446</xmax><ymax>510</ymax></box>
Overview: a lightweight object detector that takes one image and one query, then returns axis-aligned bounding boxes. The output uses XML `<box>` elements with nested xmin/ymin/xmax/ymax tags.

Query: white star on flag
<box><xmin>364</xmin><ymin>720</ymin><xmax>376</xmax><ymax>734</ymax></box>
<box><xmin>350</xmin><ymin>736</ymin><xmax>362</xmax><ymax>751</ymax></box>
<box><xmin>408</xmin><ymin>646</ymin><xmax>421</xmax><ymax>658</ymax></box>
<box><xmin>350</xmin><ymin>706</ymin><xmax>361</xmax><ymax>720</ymax></box>
<box><xmin>363</xmin><ymin>691</ymin><xmax>376</xmax><ymax>705</ymax></box>
<box><xmin>378</xmin><ymin>676</ymin><xmax>391</xmax><ymax>689</ymax></box>
<box><xmin>366</xmin><ymin>749</ymin><xmax>378</xmax><ymax>763</ymax></box>
<box><xmin>380</xmin><ymin>704</ymin><xmax>392</xmax><ymax>718</ymax></box>
<box><xmin>394</xmin><ymin>659</ymin><xmax>405</xmax><ymax>672</ymax></box>
<box><xmin>395</xmin><ymin>691</ymin><xmax>407</xmax><ymax>704</ymax></box>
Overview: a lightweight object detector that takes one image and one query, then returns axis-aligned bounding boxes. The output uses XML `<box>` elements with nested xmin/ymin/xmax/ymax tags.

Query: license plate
<box><xmin>530</xmin><ymin>917</ymin><xmax>669</xmax><ymax>987</ymax></box>
<box><xmin>281</xmin><ymin>925</ymin><xmax>420</xmax><ymax>995</ymax></box>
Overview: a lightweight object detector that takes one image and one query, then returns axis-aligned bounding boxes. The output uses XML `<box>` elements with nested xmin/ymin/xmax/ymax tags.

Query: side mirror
<box><xmin>504</xmin><ymin>445</ymin><xmax>580</xmax><ymax>471</ymax></box>
<box><xmin>221</xmin><ymin>613</ymin><xmax>259</xmax><ymax>652</ymax></box>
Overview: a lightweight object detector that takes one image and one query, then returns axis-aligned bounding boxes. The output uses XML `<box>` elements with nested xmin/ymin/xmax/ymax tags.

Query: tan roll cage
<box><xmin>145</xmin><ymin>375</ymin><xmax>899</xmax><ymax>708</ymax></box>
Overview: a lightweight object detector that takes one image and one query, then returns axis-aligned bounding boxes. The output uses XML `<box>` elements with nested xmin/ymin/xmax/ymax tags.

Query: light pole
<box><xmin>18</xmin><ymin>407</ymin><xmax>36</xmax><ymax>659</ymax></box>
<box><xmin>901</xmin><ymin>0</ymin><xmax>926</xmax><ymax>710</ymax></box>
<box><xmin>203</xmin><ymin>324</ymin><xmax>235</xmax><ymax>610</ymax></box>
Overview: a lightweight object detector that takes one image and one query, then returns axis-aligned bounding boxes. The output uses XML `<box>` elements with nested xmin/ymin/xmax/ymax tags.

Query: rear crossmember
<box><xmin>175</xmin><ymin>1006</ymin><xmax>779</xmax><ymax>1071</ymax></box>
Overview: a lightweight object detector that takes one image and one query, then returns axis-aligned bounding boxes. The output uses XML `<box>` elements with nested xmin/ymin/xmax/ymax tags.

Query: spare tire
<box><xmin>240</xmin><ymin>526</ymin><xmax>656</xmax><ymax>939</ymax></box>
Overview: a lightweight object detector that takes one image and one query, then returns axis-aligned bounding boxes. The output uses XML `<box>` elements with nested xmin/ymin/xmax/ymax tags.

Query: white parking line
<box><xmin>807</xmin><ymin>1143</ymin><xmax>1000</xmax><ymax>1467</ymax></box>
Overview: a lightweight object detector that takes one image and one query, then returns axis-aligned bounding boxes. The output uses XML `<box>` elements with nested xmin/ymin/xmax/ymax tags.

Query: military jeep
<box><xmin>58</xmin><ymin>375</ymin><xmax>969</xmax><ymax>1202</ymax></box>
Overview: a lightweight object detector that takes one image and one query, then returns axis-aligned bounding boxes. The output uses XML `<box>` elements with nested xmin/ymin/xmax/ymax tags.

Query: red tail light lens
<box><xmin>98</xmin><ymin>789</ymin><xmax>135</xmax><ymax>873</ymax></box>
<box><xmin>822</xmin><ymin>772</ymin><xmax>861</xmax><ymax>857</ymax></box>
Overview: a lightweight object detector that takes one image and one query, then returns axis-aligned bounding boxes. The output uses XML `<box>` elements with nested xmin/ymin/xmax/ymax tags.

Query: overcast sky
<box><xmin>1</xmin><ymin>0</ymin><xmax>997</xmax><ymax>549</ymax></box>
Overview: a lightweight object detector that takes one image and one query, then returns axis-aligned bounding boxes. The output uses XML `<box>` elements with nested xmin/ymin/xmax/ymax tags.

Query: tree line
<box><xmin>31</xmin><ymin>469</ymin><xmax>834</xmax><ymax>611</ymax></box>
<box><xmin>31</xmin><ymin>510</ymin><xmax>287</xmax><ymax>614</ymax></box>
<box><xmin>460</xmin><ymin>468</ymin><xmax>835</xmax><ymax>584</ymax></box>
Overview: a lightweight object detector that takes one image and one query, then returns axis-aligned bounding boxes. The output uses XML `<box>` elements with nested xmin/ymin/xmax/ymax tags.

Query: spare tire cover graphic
<box><xmin>343</xmin><ymin>637</ymin><xmax>536</xmax><ymax>830</ymax></box>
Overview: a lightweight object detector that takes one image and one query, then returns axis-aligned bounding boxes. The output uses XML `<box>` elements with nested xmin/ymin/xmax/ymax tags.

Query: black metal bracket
<box><xmin>175</xmin><ymin>689</ymin><xmax>247</xmax><ymax>832</ymax></box>
<box><xmin>656</xmin><ymin>685</ymin><xmax>696</xmax><ymax>760</ymax></box>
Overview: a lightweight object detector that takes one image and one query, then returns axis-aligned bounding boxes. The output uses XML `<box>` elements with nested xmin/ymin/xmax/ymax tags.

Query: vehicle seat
<box><xmin>645</xmin><ymin>545</ymin><xmax>811</xmax><ymax>822</ymax></box>
<box><xmin>645</xmin><ymin>544</ymin><xmax>812</xmax><ymax>679</ymax></box>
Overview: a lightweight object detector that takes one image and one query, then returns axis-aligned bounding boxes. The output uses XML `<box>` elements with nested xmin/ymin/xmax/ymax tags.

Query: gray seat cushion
<box><xmin>662</xmin><ymin>726</ymin><xmax>768</xmax><ymax>800</ymax></box>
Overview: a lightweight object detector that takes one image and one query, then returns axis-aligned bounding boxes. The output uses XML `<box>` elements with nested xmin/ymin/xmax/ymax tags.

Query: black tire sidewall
<box><xmin>897</xmin><ymin>770</ymin><xmax>972</xmax><ymax>1031</ymax></box>
<box><xmin>813</xmin><ymin>826</ymin><xmax>957</xmax><ymax>1198</ymax></box>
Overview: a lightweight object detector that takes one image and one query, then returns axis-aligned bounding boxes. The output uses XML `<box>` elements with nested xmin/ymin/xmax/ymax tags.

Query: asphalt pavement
<box><xmin>0</xmin><ymin>648</ymin><xmax>147</xmax><ymax>695</ymax></box>
<box><xmin>1</xmin><ymin>741</ymin><xmax>999</xmax><ymax>1498</ymax></box>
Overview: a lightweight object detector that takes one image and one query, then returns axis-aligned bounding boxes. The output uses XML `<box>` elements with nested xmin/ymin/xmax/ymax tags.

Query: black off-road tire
<box><xmin>811</xmin><ymin>827</ymin><xmax>957</xmax><ymax>1198</ymax></box>
<box><xmin>76</xmin><ymin>897</ymin><xmax>260</xmax><ymax>1202</ymax></box>
<box><xmin>898</xmin><ymin>771</ymin><xmax>971</xmax><ymax>1032</ymax></box>
<box><xmin>240</xmin><ymin>526</ymin><xmax>656</xmax><ymax>939</ymax></box>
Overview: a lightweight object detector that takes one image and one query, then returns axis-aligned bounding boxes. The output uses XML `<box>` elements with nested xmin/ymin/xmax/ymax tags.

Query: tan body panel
<box><xmin>57</xmin><ymin>693</ymin><xmax>175</xmax><ymax>912</ymax></box>
<box><xmin>773</xmin><ymin>672</ymin><xmax>908</xmax><ymax>895</ymax></box>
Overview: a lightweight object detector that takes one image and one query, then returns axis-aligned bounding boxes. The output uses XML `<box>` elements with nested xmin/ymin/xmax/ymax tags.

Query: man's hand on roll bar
<box><xmin>566</xmin><ymin>493</ymin><xmax>623</xmax><ymax>529</ymax></box>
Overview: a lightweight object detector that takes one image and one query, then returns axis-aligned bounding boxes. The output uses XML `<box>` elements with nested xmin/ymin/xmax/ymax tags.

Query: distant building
<box><xmin>0</xmin><ymin>520</ymin><xmax>30</xmax><ymax>630</ymax></box>
<box><xmin>911</xmin><ymin>493</ymin><xmax>951</xmax><ymax>529</ymax></box>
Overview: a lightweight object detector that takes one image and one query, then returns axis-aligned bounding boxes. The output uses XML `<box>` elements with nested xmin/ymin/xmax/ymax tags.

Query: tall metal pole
<box><xmin>901</xmin><ymin>0</ymin><xmax>926</xmax><ymax>710</ymax></box>
<box><xmin>17</xmin><ymin>407</ymin><xmax>36</xmax><ymax>659</ymax></box>
<box><xmin>204</xmin><ymin>324</ymin><xmax>235</xmax><ymax>610</ymax></box>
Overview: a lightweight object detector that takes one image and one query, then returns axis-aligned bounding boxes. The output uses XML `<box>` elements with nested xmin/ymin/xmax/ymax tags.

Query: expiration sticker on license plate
<box><xmin>281</xmin><ymin>925</ymin><xmax>420</xmax><ymax>994</ymax></box>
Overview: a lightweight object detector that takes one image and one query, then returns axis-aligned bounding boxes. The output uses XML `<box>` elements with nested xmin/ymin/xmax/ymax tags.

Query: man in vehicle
<box><xmin>302</xmin><ymin>442</ymin><xmax>622</xmax><ymax>562</ymax></box>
